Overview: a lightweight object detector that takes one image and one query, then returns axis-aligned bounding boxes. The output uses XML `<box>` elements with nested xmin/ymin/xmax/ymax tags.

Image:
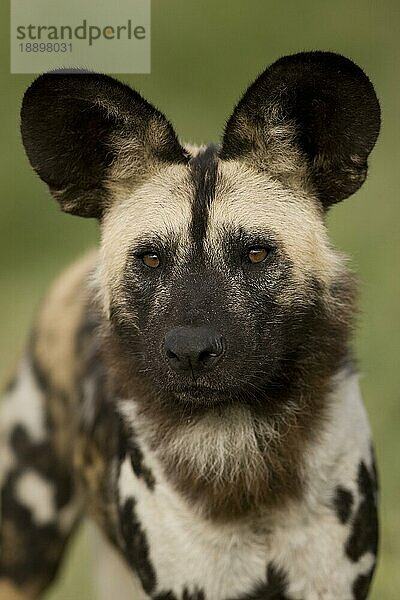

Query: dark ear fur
<box><xmin>20</xmin><ymin>71</ymin><xmax>188</xmax><ymax>218</ymax></box>
<box><xmin>220</xmin><ymin>51</ymin><xmax>381</xmax><ymax>207</ymax></box>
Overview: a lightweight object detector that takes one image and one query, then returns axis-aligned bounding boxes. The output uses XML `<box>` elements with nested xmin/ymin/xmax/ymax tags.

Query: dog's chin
<box><xmin>168</xmin><ymin>383</ymin><xmax>244</xmax><ymax>408</ymax></box>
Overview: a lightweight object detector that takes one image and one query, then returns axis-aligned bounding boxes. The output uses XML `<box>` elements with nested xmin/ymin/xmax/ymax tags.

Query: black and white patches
<box><xmin>0</xmin><ymin>357</ymin><xmax>47</xmax><ymax>463</ymax></box>
<box><xmin>154</xmin><ymin>588</ymin><xmax>205</xmax><ymax>600</ymax></box>
<box><xmin>118</xmin><ymin>416</ymin><xmax>155</xmax><ymax>492</ymax></box>
<box><xmin>127</xmin><ymin>439</ymin><xmax>155</xmax><ymax>492</ymax></box>
<box><xmin>329</xmin><ymin>452</ymin><xmax>378</xmax><ymax>599</ymax></box>
<box><xmin>346</xmin><ymin>460</ymin><xmax>379</xmax><ymax>563</ymax></box>
<box><xmin>0</xmin><ymin>423</ymin><xmax>78</xmax><ymax>589</ymax></box>
<box><xmin>119</xmin><ymin>496</ymin><xmax>157</xmax><ymax>596</ymax></box>
<box><xmin>228</xmin><ymin>563</ymin><xmax>290</xmax><ymax>600</ymax></box>
<box><xmin>0</xmin><ymin>356</ymin><xmax>56</xmax><ymax>512</ymax></box>
<box><xmin>0</xmin><ymin>352</ymin><xmax>82</xmax><ymax>593</ymax></box>
<box><xmin>2</xmin><ymin>422</ymin><xmax>77</xmax><ymax>540</ymax></box>
<box><xmin>0</xmin><ymin>488</ymin><xmax>62</xmax><ymax>586</ymax></box>
<box><xmin>116</xmin><ymin>426</ymin><xmax>158</xmax><ymax>596</ymax></box>
<box><xmin>15</xmin><ymin>470</ymin><xmax>55</xmax><ymax>525</ymax></box>
<box><xmin>9</xmin><ymin>424</ymin><xmax>74</xmax><ymax>513</ymax></box>
<box><xmin>352</xmin><ymin>566</ymin><xmax>375</xmax><ymax>600</ymax></box>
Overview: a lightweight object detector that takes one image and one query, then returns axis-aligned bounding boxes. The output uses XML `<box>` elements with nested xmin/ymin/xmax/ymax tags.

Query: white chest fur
<box><xmin>93</xmin><ymin>371</ymin><xmax>375</xmax><ymax>600</ymax></box>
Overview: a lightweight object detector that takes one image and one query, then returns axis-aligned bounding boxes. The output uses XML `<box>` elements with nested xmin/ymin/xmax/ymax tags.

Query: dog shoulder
<box><xmin>31</xmin><ymin>249</ymin><xmax>98</xmax><ymax>394</ymax></box>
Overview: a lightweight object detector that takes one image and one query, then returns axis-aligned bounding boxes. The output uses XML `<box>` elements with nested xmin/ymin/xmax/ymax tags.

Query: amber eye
<box><xmin>142</xmin><ymin>253</ymin><xmax>160</xmax><ymax>268</ymax></box>
<box><xmin>248</xmin><ymin>248</ymin><xmax>269</xmax><ymax>264</ymax></box>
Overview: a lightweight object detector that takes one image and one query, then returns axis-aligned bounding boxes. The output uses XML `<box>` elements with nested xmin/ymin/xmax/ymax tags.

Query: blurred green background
<box><xmin>1</xmin><ymin>1</ymin><xmax>399</xmax><ymax>598</ymax></box>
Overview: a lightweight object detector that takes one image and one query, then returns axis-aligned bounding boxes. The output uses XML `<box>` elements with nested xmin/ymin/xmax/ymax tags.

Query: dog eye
<box><xmin>142</xmin><ymin>253</ymin><xmax>160</xmax><ymax>268</ymax></box>
<box><xmin>248</xmin><ymin>248</ymin><xmax>269</xmax><ymax>264</ymax></box>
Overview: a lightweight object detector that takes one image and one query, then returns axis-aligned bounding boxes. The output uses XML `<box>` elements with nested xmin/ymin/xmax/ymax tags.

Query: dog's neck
<box><xmin>102</xmin><ymin>332</ymin><xmax>353</xmax><ymax>521</ymax></box>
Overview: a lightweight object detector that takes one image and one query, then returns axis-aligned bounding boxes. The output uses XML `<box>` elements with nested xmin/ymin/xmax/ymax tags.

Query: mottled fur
<box><xmin>1</xmin><ymin>52</ymin><xmax>380</xmax><ymax>599</ymax></box>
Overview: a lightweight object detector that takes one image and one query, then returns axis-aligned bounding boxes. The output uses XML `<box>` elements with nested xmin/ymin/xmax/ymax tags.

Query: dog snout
<box><xmin>164</xmin><ymin>326</ymin><xmax>225</xmax><ymax>375</ymax></box>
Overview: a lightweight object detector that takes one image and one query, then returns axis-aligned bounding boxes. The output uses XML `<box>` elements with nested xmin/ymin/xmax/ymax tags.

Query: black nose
<box><xmin>164</xmin><ymin>326</ymin><xmax>225</xmax><ymax>375</ymax></box>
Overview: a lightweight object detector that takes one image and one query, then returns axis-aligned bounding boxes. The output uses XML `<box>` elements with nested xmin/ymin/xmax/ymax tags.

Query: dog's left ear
<box><xmin>220</xmin><ymin>51</ymin><xmax>381</xmax><ymax>208</ymax></box>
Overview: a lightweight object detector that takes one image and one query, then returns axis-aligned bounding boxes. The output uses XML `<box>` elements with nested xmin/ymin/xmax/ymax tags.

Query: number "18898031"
<box><xmin>19</xmin><ymin>42</ymin><xmax>73</xmax><ymax>52</ymax></box>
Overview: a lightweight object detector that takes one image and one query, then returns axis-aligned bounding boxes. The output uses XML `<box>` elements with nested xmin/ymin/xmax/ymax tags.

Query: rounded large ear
<box><xmin>20</xmin><ymin>71</ymin><xmax>188</xmax><ymax>218</ymax></box>
<box><xmin>220</xmin><ymin>52</ymin><xmax>381</xmax><ymax>208</ymax></box>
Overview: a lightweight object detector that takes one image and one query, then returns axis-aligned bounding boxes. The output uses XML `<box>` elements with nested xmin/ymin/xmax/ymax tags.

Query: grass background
<box><xmin>0</xmin><ymin>1</ymin><xmax>399</xmax><ymax>598</ymax></box>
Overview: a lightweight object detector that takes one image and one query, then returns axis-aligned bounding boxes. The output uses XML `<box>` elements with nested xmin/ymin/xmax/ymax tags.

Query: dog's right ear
<box><xmin>20</xmin><ymin>71</ymin><xmax>188</xmax><ymax>218</ymax></box>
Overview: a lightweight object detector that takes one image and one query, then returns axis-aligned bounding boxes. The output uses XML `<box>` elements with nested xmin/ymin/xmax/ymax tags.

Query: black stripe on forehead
<box><xmin>189</xmin><ymin>144</ymin><xmax>219</xmax><ymax>248</ymax></box>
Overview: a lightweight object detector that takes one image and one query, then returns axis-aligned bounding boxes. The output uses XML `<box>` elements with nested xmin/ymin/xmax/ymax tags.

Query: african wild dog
<box><xmin>0</xmin><ymin>51</ymin><xmax>380</xmax><ymax>599</ymax></box>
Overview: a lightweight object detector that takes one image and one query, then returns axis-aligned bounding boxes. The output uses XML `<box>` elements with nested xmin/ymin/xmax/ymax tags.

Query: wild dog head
<box><xmin>21</xmin><ymin>52</ymin><xmax>380</xmax><ymax>517</ymax></box>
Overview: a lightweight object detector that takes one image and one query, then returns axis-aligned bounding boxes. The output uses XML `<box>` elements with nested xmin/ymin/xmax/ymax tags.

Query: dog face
<box><xmin>20</xmin><ymin>52</ymin><xmax>380</xmax><ymax>411</ymax></box>
<box><xmin>97</xmin><ymin>150</ymin><xmax>346</xmax><ymax>408</ymax></box>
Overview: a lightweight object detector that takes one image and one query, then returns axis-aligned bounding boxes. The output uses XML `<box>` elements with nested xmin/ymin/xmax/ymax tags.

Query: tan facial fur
<box><xmin>207</xmin><ymin>160</ymin><xmax>346</xmax><ymax>292</ymax></box>
<box><xmin>97</xmin><ymin>163</ymin><xmax>194</xmax><ymax>318</ymax></box>
<box><xmin>98</xmin><ymin>151</ymin><xmax>347</xmax><ymax>321</ymax></box>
